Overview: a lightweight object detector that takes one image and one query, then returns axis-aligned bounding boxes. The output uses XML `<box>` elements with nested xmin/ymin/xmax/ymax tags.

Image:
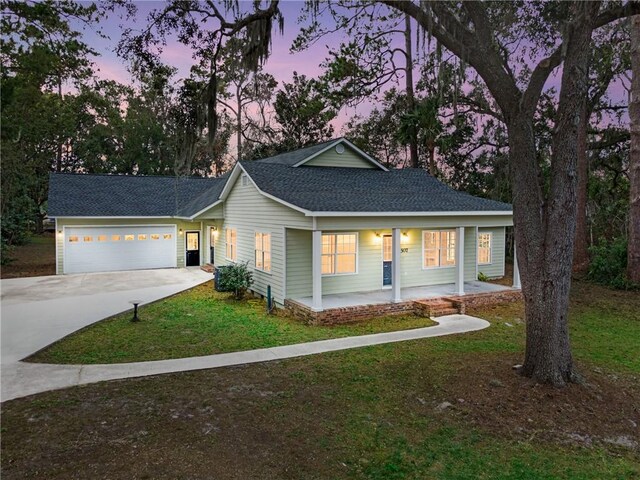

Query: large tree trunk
<box><xmin>507</xmin><ymin>115</ymin><xmax>577</xmax><ymax>386</ymax></box>
<box><xmin>573</xmin><ymin>99</ymin><xmax>590</xmax><ymax>272</ymax></box>
<box><xmin>511</xmin><ymin>118</ymin><xmax>577</xmax><ymax>385</ymax></box>
<box><xmin>516</xmin><ymin>6</ymin><xmax>594</xmax><ymax>386</ymax></box>
<box><xmin>404</xmin><ymin>14</ymin><xmax>419</xmax><ymax>169</ymax></box>
<box><xmin>629</xmin><ymin>15</ymin><xmax>640</xmax><ymax>284</ymax></box>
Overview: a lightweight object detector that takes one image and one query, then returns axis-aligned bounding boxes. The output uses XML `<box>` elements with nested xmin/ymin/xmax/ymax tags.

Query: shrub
<box><xmin>588</xmin><ymin>238</ymin><xmax>638</xmax><ymax>290</ymax></box>
<box><xmin>477</xmin><ymin>271</ymin><xmax>490</xmax><ymax>282</ymax></box>
<box><xmin>215</xmin><ymin>262</ymin><xmax>254</xmax><ymax>299</ymax></box>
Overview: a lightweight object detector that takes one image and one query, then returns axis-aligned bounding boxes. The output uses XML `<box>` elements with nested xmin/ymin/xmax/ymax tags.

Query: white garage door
<box><xmin>64</xmin><ymin>226</ymin><xmax>177</xmax><ymax>274</ymax></box>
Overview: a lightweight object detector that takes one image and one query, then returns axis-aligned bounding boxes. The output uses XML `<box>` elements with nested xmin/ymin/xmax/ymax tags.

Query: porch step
<box><xmin>429</xmin><ymin>307</ymin><xmax>460</xmax><ymax>317</ymax></box>
<box><xmin>200</xmin><ymin>264</ymin><xmax>215</xmax><ymax>273</ymax></box>
<box><xmin>413</xmin><ymin>299</ymin><xmax>462</xmax><ymax>318</ymax></box>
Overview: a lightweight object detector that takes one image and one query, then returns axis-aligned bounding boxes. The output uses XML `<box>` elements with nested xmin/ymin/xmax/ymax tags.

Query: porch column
<box><xmin>312</xmin><ymin>230</ymin><xmax>323</xmax><ymax>311</ymax></box>
<box><xmin>513</xmin><ymin>240</ymin><xmax>521</xmax><ymax>289</ymax></box>
<box><xmin>455</xmin><ymin>227</ymin><xmax>465</xmax><ymax>295</ymax></box>
<box><xmin>392</xmin><ymin>228</ymin><xmax>402</xmax><ymax>302</ymax></box>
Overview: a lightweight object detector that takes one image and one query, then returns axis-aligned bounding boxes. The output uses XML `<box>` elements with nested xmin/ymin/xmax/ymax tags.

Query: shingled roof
<box><xmin>48</xmin><ymin>173</ymin><xmax>226</xmax><ymax>218</ymax></box>
<box><xmin>240</xmin><ymin>161</ymin><xmax>512</xmax><ymax>213</ymax></box>
<box><xmin>48</xmin><ymin>139</ymin><xmax>512</xmax><ymax>218</ymax></box>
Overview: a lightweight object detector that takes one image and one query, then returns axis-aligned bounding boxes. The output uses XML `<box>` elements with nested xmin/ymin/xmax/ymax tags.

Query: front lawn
<box><xmin>29</xmin><ymin>282</ymin><xmax>437</xmax><ymax>364</ymax></box>
<box><xmin>2</xmin><ymin>281</ymin><xmax>639</xmax><ymax>479</ymax></box>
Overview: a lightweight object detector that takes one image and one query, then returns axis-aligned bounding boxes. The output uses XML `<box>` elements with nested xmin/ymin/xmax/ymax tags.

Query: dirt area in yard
<box><xmin>436</xmin><ymin>355</ymin><xmax>640</xmax><ymax>451</ymax></box>
<box><xmin>1</xmin><ymin>234</ymin><xmax>55</xmax><ymax>278</ymax></box>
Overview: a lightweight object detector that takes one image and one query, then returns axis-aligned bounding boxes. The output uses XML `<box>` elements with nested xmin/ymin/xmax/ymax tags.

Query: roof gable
<box><xmin>254</xmin><ymin>138</ymin><xmax>388</xmax><ymax>171</ymax></box>
<box><xmin>302</xmin><ymin>143</ymin><xmax>378</xmax><ymax>169</ymax></box>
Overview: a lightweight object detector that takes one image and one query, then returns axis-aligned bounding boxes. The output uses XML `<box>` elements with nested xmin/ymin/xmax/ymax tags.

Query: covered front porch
<box><xmin>296</xmin><ymin>225</ymin><xmax>521</xmax><ymax>313</ymax></box>
<box><xmin>293</xmin><ymin>280</ymin><xmax>516</xmax><ymax>310</ymax></box>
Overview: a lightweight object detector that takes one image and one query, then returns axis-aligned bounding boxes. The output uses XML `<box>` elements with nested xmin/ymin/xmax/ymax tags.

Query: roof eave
<box><xmin>305</xmin><ymin>210</ymin><xmax>513</xmax><ymax>217</ymax></box>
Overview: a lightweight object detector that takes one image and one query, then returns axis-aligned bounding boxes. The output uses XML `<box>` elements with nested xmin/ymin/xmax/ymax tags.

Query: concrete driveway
<box><xmin>1</xmin><ymin>268</ymin><xmax>211</xmax><ymax>365</ymax></box>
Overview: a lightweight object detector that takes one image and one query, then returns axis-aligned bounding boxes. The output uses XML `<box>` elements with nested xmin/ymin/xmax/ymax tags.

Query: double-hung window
<box><xmin>321</xmin><ymin>233</ymin><xmax>357</xmax><ymax>275</ymax></box>
<box><xmin>226</xmin><ymin>228</ymin><xmax>237</xmax><ymax>261</ymax></box>
<box><xmin>477</xmin><ymin>232</ymin><xmax>492</xmax><ymax>265</ymax></box>
<box><xmin>255</xmin><ymin>232</ymin><xmax>271</xmax><ymax>272</ymax></box>
<box><xmin>423</xmin><ymin>230</ymin><xmax>457</xmax><ymax>268</ymax></box>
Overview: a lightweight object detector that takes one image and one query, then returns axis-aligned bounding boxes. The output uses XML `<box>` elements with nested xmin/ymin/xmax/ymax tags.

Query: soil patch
<box><xmin>433</xmin><ymin>354</ymin><xmax>640</xmax><ymax>452</ymax></box>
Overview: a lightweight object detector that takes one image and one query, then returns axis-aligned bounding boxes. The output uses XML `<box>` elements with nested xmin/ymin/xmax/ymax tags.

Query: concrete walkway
<box><xmin>1</xmin><ymin>314</ymin><xmax>489</xmax><ymax>402</ymax></box>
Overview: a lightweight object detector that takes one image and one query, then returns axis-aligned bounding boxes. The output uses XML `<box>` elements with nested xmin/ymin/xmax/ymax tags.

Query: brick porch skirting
<box><xmin>285</xmin><ymin>289</ymin><xmax>523</xmax><ymax>326</ymax></box>
<box><xmin>447</xmin><ymin>289</ymin><xmax>523</xmax><ymax>309</ymax></box>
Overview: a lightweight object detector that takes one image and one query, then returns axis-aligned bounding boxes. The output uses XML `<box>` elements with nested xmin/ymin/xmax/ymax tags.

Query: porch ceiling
<box><xmin>293</xmin><ymin>281</ymin><xmax>514</xmax><ymax>310</ymax></box>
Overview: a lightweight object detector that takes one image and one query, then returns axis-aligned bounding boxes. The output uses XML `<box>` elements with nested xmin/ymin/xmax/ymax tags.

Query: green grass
<box><xmin>29</xmin><ymin>282</ymin><xmax>437</xmax><ymax>364</ymax></box>
<box><xmin>4</xmin><ymin>280</ymin><xmax>640</xmax><ymax>479</ymax></box>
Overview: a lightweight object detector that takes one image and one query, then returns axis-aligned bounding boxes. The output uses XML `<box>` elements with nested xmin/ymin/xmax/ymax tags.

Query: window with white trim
<box><xmin>225</xmin><ymin>228</ymin><xmax>237</xmax><ymax>261</ymax></box>
<box><xmin>241</xmin><ymin>174</ymin><xmax>249</xmax><ymax>186</ymax></box>
<box><xmin>478</xmin><ymin>232</ymin><xmax>492</xmax><ymax>265</ymax></box>
<box><xmin>322</xmin><ymin>233</ymin><xmax>357</xmax><ymax>275</ymax></box>
<box><xmin>423</xmin><ymin>230</ymin><xmax>457</xmax><ymax>268</ymax></box>
<box><xmin>254</xmin><ymin>232</ymin><xmax>271</xmax><ymax>272</ymax></box>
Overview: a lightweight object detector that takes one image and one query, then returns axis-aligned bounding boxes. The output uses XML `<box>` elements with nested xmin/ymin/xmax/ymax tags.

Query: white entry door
<box><xmin>64</xmin><ymin>226</ymin><xmax>177</xmax><ymax>274</ymax></box>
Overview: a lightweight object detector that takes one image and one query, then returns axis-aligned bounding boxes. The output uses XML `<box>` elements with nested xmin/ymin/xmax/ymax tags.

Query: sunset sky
<box><xmin>74</xmin><ymin>1</ymin><xmax>630</xmax><ymax>133</ymax></box>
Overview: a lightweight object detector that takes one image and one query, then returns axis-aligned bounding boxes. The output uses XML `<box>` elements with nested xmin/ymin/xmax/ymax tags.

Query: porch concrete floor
<box><xmin>293</xmin><ymin>281</ymin><xmax>514</xmax><ymax>310</ymax></box>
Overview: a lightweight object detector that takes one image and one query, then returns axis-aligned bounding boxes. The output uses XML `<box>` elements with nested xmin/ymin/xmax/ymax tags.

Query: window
<box><xmin>423</xmin><ymin>230</ymin><xmax>457</xmax><ymax>268</ymax></box>
<box><xmin>138</xmin><ymin>234</ymin><xmax>147</xmax><ymax>241</ymax></box>
<box><xmin>97</xmin><ymin>235</ymin><xmax>108</xmax><ymax>242</ymax></box>
<box><xmin>163</xmin><ymin>233</ymin><xmax>172</xmax><ymax>240</ymax></box>
<box><xmin>254</xmin><ymin>232</ymin><xmax>271</xmax><ymax>272</ymax></box>
<box><xmin>226</xmin><ymin>228</ymin><xmax>237</xmax><ymax>261</ymax></box>
<box><xmin>124</xmin><ymin>234</ymin><xmax>134</xmax><ymax>241</ymax></box>
<box><xmin>150</xmin><ymin>234</ymin><xmax>160</xmax><ymax>240</ymax></box>
<box><xmin>241</xmin><ymin>174</ymin><xmax>249</xmax><ymax>186</ymax></box>
<box><xmin>111</xmin><ymin>235</ymin><xmax>121</xmax><ymax>242</ymax></box>
<box><xmin>68</xmin><ymin>236</ymin><xmax>79</xmax><ymax>243</ymax></box>
<box><xmin>83</xmin><ymin>236</ymin><xmax>93</xmax><ymax>242</ymax></box>
<box><xmin>322</xmin><ymin>233</ymin><xmax>357</xmax><ymax>275</ymax></box>
<box><xmin>478</xmin><ymin>232</ymin><xmax>492</xmax><ymax>265</ymax></box>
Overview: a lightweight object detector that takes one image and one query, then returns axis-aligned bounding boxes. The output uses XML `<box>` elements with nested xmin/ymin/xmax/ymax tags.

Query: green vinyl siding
<box><xmin>54</xmin><ymin>218</ymin><xmax>204</xmax><ymax>274</ymax></box>
<box><xmin>193</xmin><ymin>202</ymin><xmax>224</xmax><ymax>219</ymax></box>
<box><xmin>217</xmin><ymin>175</ymin><xmax>312</xmax><ymax>305</ymax></box>
<box><xmin>285</xmin><ymin>229</ymin><xmax>312</xmax><ymax>299</ymax></box>
<box><xmin>302</xmin><ymin>145</ymin><xmax>378</xmax><ymax>169</ymax></box>
<box><xmin>478</xmin><ymin>226</ymin><xmax>506</xmax><ymax>278</ymax></box>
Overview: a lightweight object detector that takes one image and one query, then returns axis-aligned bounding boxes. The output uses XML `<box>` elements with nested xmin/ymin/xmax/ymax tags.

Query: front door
<box><xmin>186</xmin><ymin>231</ymin><xmax>200</xmax><ymax>267</ymax></box>
<box><xmin>209</xmin><ymin>228</ymin><xmax>216</xmax><ymax>264</ymax></box>
<box><xmin>382</xmin><ymin>235</ymin><xmax>392</xmax><ymax>287</ymax></box>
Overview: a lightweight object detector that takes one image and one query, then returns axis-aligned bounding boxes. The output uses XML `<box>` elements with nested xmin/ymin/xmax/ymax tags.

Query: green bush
<box><xmin>588</xmin><ymin>238</ymin><xmax>637</xmax><ymax>290</ymax></box>
<box><xmin>477</xmin><ymin>271</ymin><xmax>490</xmax><ymax>282</ymax></box>
<box><xmin>215</xmin><ymin>262</ymin><xmax>254</xmax><ymax>299</ymax></box>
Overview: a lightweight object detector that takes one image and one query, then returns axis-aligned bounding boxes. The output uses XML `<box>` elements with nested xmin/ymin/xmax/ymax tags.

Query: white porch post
<box><xmin>456</xmin><ymin>227</ymin><xmax>465</xmax><ymax>295</ymax></box>
<box><xmin>312</xmin><ymin>230</ymin><xmax>323</xmax><ymax>311</ymax></box>
<box><xmin>392</xmin><ymin>228</ymin><xmax>402</xmax><ymax>302</ymax></box>
<box><xmin>513</xmin><ymin>240</ymin><xmax>521</xmax><ymax>289</ymax></box>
